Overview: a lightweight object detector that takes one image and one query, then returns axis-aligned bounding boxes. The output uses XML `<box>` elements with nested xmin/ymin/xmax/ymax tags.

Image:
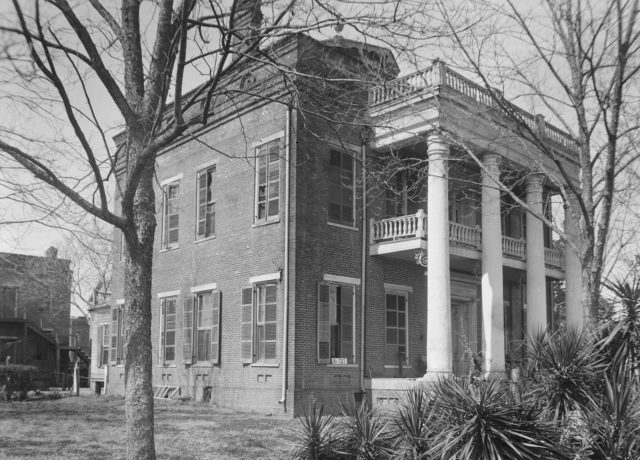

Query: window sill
<box><xmin>190</xmin><ymin>363</ymin><xmax>216</xmax><ymax>368</ymax></box>
<box><xmin>252</xmin><ymin>218</ymin><xmax>280</xmax><ymax>228</ymax></box>
<box><xmin>326</xmin><ymin>363</ymin><xmax>359</xmax><ymax>368</ymax></box>
<box><xmin>159</xmin><ymin>246</ymin><xmax>180</xmax><ymax>253</ymax></box>
<box><xmin>250</xmin><ymin>362</ymin><xmax>280</xmax><ymax>368</ymax></box>
<box><xmin>327</xmin><ymin>222</ymin><xmax>359</xmax><ymax>231</ymax></box>
<box><xmin>157</xmin><ymin>364</ymin><xmax>177</xmax><ymax>368</ymax></box>
<box><xmin>195</xmin><ymin>235</ymin><xmax>216</xmax><ymax>244</ymax></box>
<box><xmin>384</xmin><ymin>365</ymin><xmax>411</xmax><ymax>369</ymax></box>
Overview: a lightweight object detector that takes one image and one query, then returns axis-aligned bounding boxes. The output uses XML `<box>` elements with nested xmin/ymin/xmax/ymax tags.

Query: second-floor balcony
<box><xmin>370</xmin><ymin>211</ymin><xmax>564</xmax><ymax>272</ymax></box>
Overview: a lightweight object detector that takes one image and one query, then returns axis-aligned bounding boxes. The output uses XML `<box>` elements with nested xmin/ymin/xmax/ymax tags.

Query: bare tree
<box><xmin>0</xmin><ymin>1</ymin><xmax>436</xmax><ymax>457</ymax></box>
<box><xmin>431</xmin><ymin>0</ymin><xmax>640</xmax><ymax>323</ymax></box>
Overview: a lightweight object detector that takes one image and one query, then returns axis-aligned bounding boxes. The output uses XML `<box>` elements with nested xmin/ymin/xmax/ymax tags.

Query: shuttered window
<box><xmin>110</xmin><ymin>306</ymin><xmax>125</xmax><ymax>364</ymax></box>
<box><xmin>99</xmin><ymin>324</ymin><xmax>109</xmax><ymax>367</ymax></box>
<box><xmin>190</xmin><ymin>290</ymin><xmax>222</xmax><ymax>364</ymax></box>
<box><xmin>196</xmin><ymin>167</ymin><xmax>216</xmax><ymax>239</ymax></box>
<box><xmin>161</xmin><ymin>182</ymin><xmax>180</xmax><ymax>249</ymax></box>
<box><xmin>183</xmin><ymin>296</ymin><xmax>194</xmax><ymax>364</ymax></box>
<box><xmin>159</xmin><ymin>297</ymin><xmax>177</xmax><ymax>365</ymax></box>
<box><xmin>317</xmin><ymin>282</ymin><xmax>355</xmax><ymax>363</ymax></box>
<box><xmin>241</xmin><ymin>284</ymin><xmax>277</xmax><ymax>363</ymax></box>
<box><xmin>254</xmin><ymin>140</ymin><xmax>280</xmax><ymax>223</ymax></box>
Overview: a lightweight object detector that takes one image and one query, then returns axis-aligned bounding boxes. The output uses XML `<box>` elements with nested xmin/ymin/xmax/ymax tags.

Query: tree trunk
<box><xmin>123</xmin><ymin>161</ymin><xmax>157</xmax><ymax>460</ymax></box>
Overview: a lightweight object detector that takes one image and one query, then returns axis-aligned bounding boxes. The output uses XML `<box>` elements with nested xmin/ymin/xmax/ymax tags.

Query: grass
<box><xmin>0</xmin><ymin>394</ymin><xmax>298</xmax><ymax>459</ymax></box>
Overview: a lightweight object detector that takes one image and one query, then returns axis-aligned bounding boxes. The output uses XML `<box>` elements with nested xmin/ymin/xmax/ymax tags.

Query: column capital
<box><xmin>525</xmin><ymin>173</ymin><xmax>545</xmax><ymax>194</ymax></box>
<box><xmin>427</xmin><ymin>133</ymin><xmax>450</xmax><ymax>159</ymax></box>
<box><xmin>482</xmin><ymin>153</ymin><xmax>502</xmax><ymax>167</ymax></box>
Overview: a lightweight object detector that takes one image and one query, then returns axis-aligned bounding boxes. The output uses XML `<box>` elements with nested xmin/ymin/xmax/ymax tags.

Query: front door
<box><xmin>452</xmin><ymin>301</ymin><xmax>477</xmax><ymax>376</ymax></box>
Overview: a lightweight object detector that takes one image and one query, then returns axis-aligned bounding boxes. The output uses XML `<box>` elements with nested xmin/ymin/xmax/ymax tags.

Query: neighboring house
<box><xmin>96</xmin><ymin>29</ymin><xmax>581</xmax><ymax>414</ymax></box>
<box><xmin>0</xmin><ymin>247</ymin><xmax>73</xmax><ymax>385</ymax></box>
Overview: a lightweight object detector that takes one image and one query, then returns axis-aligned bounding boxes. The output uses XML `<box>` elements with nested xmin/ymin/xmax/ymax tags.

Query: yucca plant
<box><xmin>391</xmin><ymin>385</ymin><xmax>434</xmax><ymax>459</ymax></box>
<box><xmin>291</xmin><ymin>402</ymin><xmax>343</xmax><ymax>460</ymax></box>
<box><xmin>580</xmin><ymin>368</ymin><xmax>640</xmax><ymax>459</ymax></box>
<box><xmin>526</xmin><ymin>328</ymin><xmax>607</xmax><ymax>422</ymax></box>
<box><xmin>602</xmin><ymin>274</ymin><xmax>640</xmax><ymax>375</ymax></box>
<box><xmin>428</xmin><ymin>376</ymin><xmax>569</xmax><ymax>460</ymax></box>
<box><xmin>338</xmin><ymin>397</ymin><xmax>395</xmax><ymax>460</ymax></box>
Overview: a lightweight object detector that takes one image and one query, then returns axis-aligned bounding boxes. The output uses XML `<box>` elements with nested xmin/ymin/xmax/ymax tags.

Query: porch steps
<box><xmin>153</xmin><ymin>385</ymin><xmax>180</xmax><ymax>399</ymax></box>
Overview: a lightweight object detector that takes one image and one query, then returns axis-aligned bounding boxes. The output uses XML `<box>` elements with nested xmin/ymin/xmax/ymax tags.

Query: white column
<box><xmin>425</xmin><ymin>134</ymin><xmax>452</xmax><ymax>376</ymax></box>
<box><xmin>525</xmin><ymin>174</ymin><xmax>547</xmax><ymax>334</ymax></box>
<box><xmin>481</xmin><ymin>154</ymin><xmax>506</xmax><ymax>375</ymax></box>
<box><xmin>564</xmin><ymin>196</ymin><xmax>584</xmax><ymax>328</ymax></box>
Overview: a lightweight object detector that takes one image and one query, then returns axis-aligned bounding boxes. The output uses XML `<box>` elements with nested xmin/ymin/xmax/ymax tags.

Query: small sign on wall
<box><xmin>331</xmin><ymin>357</ymin><xmax>347</xmax><ymax>365</ymax></box>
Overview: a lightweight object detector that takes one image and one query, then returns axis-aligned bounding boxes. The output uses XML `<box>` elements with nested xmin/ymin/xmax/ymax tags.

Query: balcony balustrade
<box><xmin>370</xmin><ymin>211</ymin><xmax>564</xmax><ymax>269</ymax></box>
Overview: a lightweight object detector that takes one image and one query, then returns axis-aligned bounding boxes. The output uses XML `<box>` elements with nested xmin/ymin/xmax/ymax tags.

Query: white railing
<box><xmin>544</xmin><ymin>247</ymin><xmax>564</xmax><ymax>268</ymax></box>
<box><xmin>370</xmin><ymin>210</ymin><xmax>427</xmax><ymax>243</ymax></box>
<box><xmin>449</xmin><ymin>222</ymin><xmax>481</xmax><ymax>248</ymax></box>
<box><xmin>369</xmin><ymin>63</ymin><xmax>577</xmax><ymax>152</ymax></box>
<box><xmin>502</xmin><ymin>236</ymin><xmax>525</xmax><ymax>259</ymax></box>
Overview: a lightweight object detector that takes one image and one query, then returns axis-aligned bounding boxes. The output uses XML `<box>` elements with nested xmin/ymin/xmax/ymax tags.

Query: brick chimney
<box><xmin>231</xmin><ymin>0</ymin><xmax>263</xmax><ymax>61</ymax></box>
<box><xmin>45</xmin><ymin>246</ymin><xmax>58</xmax><ymax>259</ymax></box>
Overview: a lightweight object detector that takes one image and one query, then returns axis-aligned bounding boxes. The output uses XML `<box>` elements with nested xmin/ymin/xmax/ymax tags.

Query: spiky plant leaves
<box><xmin>291</xmin><ymin>402</ymin><xmax>343</xmax><ymax>460</ymax></box>
<box><xmin>338</xmin><ymin>397</ymin><xmax>395</xmax><ymax>460</ymax></box>
<box><xmin>581</xmin><ymin>368</ymin><xmax>640</xmax><ymax>459</ymax></box>
<box><xmin>392</xmin><ymin>385</ymin><xmax>435</xmax><ymax>459</ymax></box>
<box><xmin>428</xmin><ymin>376</ymin><xmax>570</xmax><ymax>460</ymax></box>
<box><xmin>602</xmin><ymin>275</ymin><xmax>640</xmax><ymax>374</ymax></box>
<box><xmin>527</xmin><ymin>328</ymin><xmax>607</xmax><ymax>422</ymax></box>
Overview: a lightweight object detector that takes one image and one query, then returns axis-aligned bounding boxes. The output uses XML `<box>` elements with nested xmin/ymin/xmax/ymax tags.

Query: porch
<box><xmin>369</xmin><ymin>211</ymin><xmax>565</xmax><ymax>275</ymax></box>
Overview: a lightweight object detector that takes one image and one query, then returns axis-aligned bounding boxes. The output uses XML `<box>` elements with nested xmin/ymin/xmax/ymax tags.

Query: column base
<box><xmin>421</xmin><ymin>370</ymin><xmax>453</xmax><ymax>382</ymax></box>
<box><xmin>483</xmin><ymin>370</ymin><xmax>508</xmax><ymax>380</ymax></box>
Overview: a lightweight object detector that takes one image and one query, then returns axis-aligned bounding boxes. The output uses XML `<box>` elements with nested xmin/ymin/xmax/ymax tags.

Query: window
<box><xmin>159</xmin><ymin>297</ymin><xmax>177</xmax><ymax>365</ymax></box>
<box><xmin>385</xmin><ymin>292</ymin><xmax>408</xmax><ymax>365</ymax></box>
<box><xmin>161</xmin><ymin>182</ymin><xmax>180</xmax><ymax>249</ymax></box>
<box><xmin>255</xmin><ymin>140</ymin><xmax>280</xmax><ymax>223</ymax></box>
<box><xmin>328</xmin><ymin>149</ymin><xmax>356</xmax><ymax>226</ymax></box>
<box><xmin>385</xmin><ymin>173</ymin><xmax>406</xmax><ymax>219</ymax></box>
<box><xmin>318</xmin><ymin>283</ymin><xmax>355</xmax><ymax>364</ymax></box>
<box><xmin>196</xmin><ymin>167</ymin><xmax>216</xmax><ymax>239</ymax></box>
<box><xmin>0</xmin><ymin>287</ymin><xmax>18</xmax><ymax>316</ymax></box>
<box><xmin>99</xmin><ymin>324</ymin><xmax>109</xmax><ymax>367</ymax></box>
<box><xmin>183</xmin><ymin>291</ymin><xmax>221</xmax><ymax>364</ymax></box>
<box><xmin>110</xmin><ymin>306</ymin><xmax>125</xmax><ymax>364</ymax></box>
<box><xmin>241</xmin><ymin>284</ymin><xmax>277</xmax><ymax>363</ymax></box>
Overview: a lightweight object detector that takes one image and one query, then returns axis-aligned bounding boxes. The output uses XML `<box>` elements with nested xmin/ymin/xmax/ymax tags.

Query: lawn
<box><xmin>0</xmin><ymin>394</ymin><xmax>298</xmax><ymax>459</ymax></box>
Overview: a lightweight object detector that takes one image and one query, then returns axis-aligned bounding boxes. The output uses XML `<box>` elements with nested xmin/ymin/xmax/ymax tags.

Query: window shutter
<box><xmin>98</xmin><ymin>325</ymin><xmax>104</xmax><ymax>367</ymax></box>
<box><xmin>197</xmin><ymin>172</ymin><xmax>207</xmax><ymax>237</ymax></box>
<box><xmin>159</xmin><ymin>299</ymin><xmax>165</xmax><ymax>363</ymax></box>
<box><xmin>211</xmin><ymin>291</ymin><xmax>221</xmax><ymax>364</ymax></box>
<box><xmin>318</xmin><ymin>284</ymin><xmax>330</xmax><ymax>362</ymax></box>
<box><xmin>341</xmin><ymin>285</ymin><xmax>354</xmax><ymax>363</ymax></box>
<box><xmin>162</xmin><ymin>187</ymin><xmax>168</xmax><ymax>247</ymax></box>
<box><xmin>110</xmin><ymin>306</ymin><xmax>119</xmax><ymax>363</ymax></box>
<box><xmin>241</xmin><ymin>288</ymin><xmax>253</xmax><ymax>363</ymax></box>
<box><xmin>183</xmin><ymin>295</ymin><xmax>194</xmax><ymax>365</ymax></box>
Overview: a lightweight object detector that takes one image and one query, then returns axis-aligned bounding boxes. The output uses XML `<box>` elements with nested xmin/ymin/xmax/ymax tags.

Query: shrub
<box><xmin>580</xmin><ymin>369</ymin><xmax>640</xmax><ymax>459</ymax></box>
<box><xmin>428</xmin><ymin>376</ymin><xmax>569</xmax><ymax>460</ymax></box>
<box><xmin>391</xmin><ymin>385</ymin><xmax>434</xmax><ymax>459</ymax></box>
<box><xmin>0</xmin><ymin>364</ymin><xmax>37</xmax><ymax>400</ymax></box>
<box><xmin>291</xmin><ymin>402</ymin><xmax>343</xmax><ymax>460</ymax></box>
<box><xmin>339</xmin><ymin>397</ymin><xmax>394</xmax><ymax>460</ymax></box>
<box><xmin>526</xmin><ymin>328</ymin><xmax>606</xmax><ymax>422</ymax></box>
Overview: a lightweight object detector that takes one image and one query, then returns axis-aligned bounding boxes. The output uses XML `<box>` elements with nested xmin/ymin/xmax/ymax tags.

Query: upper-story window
<box><xmin>196</xmin><ymin>166</ymin><xmax>216</xmax><ymax>239</ymax></box>
<box><xmin>99</xmin><ymin>323</ymin><xmax>110</xmax><ymax>367</ymax></box>
<box><xmin>161</xmin><ymin>182</ymin><xmax>180</xmax><ymax>249</ymax></box>
<box><xmin>385</xmin><ymin>173</ymin><xmax>407</xmax><ymax>219</ymax></box>
<box><xmin>328</xmin><ymin>149</ymin><xmax>356</xmax><ymax>227</ymax></box>
<box><xmin>110</xmin><ymin>305</ymin><xmax>125</xmax><ymax>365</ymax></box>
<box><xmin>255</xmin><ymin>140</ymin><xmax>280</xmax><ymax>224</ymax></box>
